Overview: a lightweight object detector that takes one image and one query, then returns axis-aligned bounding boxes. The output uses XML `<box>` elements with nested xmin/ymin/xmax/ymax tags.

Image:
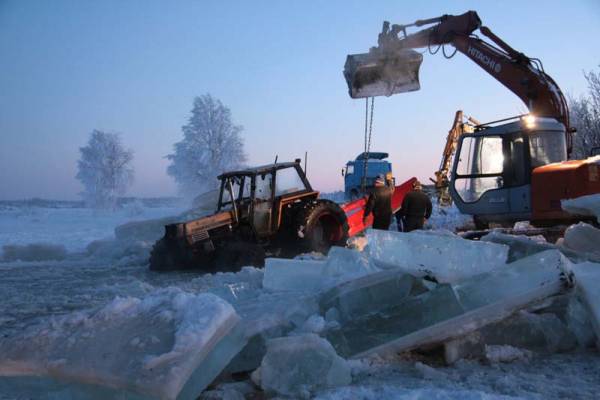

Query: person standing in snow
<box><xmin>396</xmin><ymin>180</ymin><xmax>432</xmax><ymax>232</ymax></box>
<box><xmin>363</xmin><ymin>175</ymin><xmax>393</xmax><ymax>230</ymax></box>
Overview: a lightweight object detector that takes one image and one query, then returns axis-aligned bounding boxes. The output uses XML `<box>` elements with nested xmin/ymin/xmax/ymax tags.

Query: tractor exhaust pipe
<box><xmin>343</xmin><ymin>48</ymin><xmax>423</xmax><ymax>98</ymax></box>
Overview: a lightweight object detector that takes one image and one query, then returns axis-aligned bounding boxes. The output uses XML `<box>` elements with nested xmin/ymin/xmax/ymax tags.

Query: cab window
<box><xmin>454</xmin><ymin>136</ymin><xmax>504</xmax><ymax>203</ymax></box>
<box><xmin>275</xmin><ymin>167</ymin><xmax>306</xmax><ymax>196</ymax></box>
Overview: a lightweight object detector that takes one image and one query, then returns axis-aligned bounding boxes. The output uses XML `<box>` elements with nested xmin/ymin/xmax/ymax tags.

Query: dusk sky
<box><xmin>1</xmin><ymin>0</ymin><xmax>599</xmax><ymax>200</ymax></box>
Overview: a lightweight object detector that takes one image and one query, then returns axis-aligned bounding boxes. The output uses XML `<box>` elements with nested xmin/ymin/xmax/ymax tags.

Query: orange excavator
<box><xmin>344</xmin><ymin>11</ymin><xmax>600</xmax><ymax>228</ymax></box>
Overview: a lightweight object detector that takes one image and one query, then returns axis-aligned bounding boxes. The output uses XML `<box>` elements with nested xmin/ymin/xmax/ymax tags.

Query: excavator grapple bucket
<box><xmin>344</xmin><ymin>49</ymin><xmax>423</xmax><ymax>98</ymax></box>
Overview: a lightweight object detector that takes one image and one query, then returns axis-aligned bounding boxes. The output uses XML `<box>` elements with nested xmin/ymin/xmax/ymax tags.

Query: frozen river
<box><xmin>1</xmin><ymin>203</ymin><xmax>599</xmax><ymax>400</ymax></box>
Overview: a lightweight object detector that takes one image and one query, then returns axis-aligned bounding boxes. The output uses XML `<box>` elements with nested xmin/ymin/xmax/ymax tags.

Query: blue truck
<box><xmin>343</xmin><ymin>152</ymin><xmax>393</xmax><ymax>200</ymax></box>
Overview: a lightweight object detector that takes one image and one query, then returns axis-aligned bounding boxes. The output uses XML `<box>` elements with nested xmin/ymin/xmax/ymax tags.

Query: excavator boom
<box><xmin>344</xmin><ymin>11</ymin><xmax>571</xmax><ymax>150</ymax></box>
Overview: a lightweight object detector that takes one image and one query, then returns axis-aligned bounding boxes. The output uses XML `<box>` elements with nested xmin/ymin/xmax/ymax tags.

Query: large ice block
<box><xmin>327</xmin><ymin>250</ymin><xmax>568</xmax><ymax>359</ymax></box>
<box><xmin>226</xmin><ymin>292</ymin><xmax>319</xmax><ymax>373</ymax></box>
<box><xmin>259</xmin><ymin>334</ymin><xmax>351</xmax><ymax>397</ymax></box>
<box><xmin>263</xmin><ymin>249</ymin><xmax>380</xmax><ymax>293</ymax></box>
<box><xmin>326</xmin><ymin>283</ymin><xmax>465</xmax><ymax>358</ymax></box>
<box><xmin>562</xmin><ymin>223</ymin><xmax>600</xmax><ymax>260</ymax></box>
<box><xmin>480</xmin><ymin>231</ymin><xmax>556</xmax><ymax>262</ymax></box>
<box><xmin>570</xmin><ymin>262</ymin><xmax>600</xmax><ymax>348</ymax></box>
<box><xmin>479</xmin><ymin>310</ymin><xmax>576</xmax><ymax>353</ymax></box>
<box><xmin>562</xmin><ymin>193</ymin><xmax>600</xmax><ymax>223</ymax></box>
<box><xmin>263</xmin><ymin>258</ymin><xmax>327</xmax><ymax>292</ymax></box>
<box><xmin>0</xmin><ymin>289</ymin><xmax>247</xmax><ymax>400</ymax></box>
<box><xmin>319</xmin><ymin>269</ymin><xmax>429</xmax><ymax>323</ymax></box>
<box><xmin>322</xmin><ymin>246</ymin><xmax>379</xmax><ymax>283</ymax></box>
<box><xmin>566</xmin><ymin>293</ymin><xmax>597</xmax><ymax>348</ymax></box>
<box><xmin>366</xmin><ymin>229</ymin><xmax>509</xmax><ymax>283</ymax></box>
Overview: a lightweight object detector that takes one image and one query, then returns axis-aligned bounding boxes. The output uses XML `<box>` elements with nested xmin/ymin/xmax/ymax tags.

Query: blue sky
<box><xmin>1</xmin><ymin>0</ymin><xmax>599</xmax><ymax>200</ymax></box>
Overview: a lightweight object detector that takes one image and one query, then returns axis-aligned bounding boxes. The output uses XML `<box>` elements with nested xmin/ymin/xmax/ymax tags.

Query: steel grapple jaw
<box><xmin>343</xmin><ymin>48</ymin><xmax>423</xmax><ymax>98</ymax></box>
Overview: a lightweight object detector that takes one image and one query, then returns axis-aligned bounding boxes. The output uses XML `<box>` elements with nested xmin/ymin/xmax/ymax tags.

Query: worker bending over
<box><xmin>363</xmin><ymin>175</ymin><xmax>393</xmax><ymax>230</ymax></box>
<box><xmin>396</xmin><ymin>180</ymin><xmax>432</xmax><ymax>232</ymax></box>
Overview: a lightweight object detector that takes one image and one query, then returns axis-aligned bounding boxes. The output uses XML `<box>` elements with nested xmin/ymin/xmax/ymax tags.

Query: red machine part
<box><xmin>531</xmin><ymin>158</ymin><xmax>600</xmax><ymax>221</ymax></box>
<box><xmin>342</xmin><ymin>177</ymin><xmax>417</xmax><ymax>237</ymax></box>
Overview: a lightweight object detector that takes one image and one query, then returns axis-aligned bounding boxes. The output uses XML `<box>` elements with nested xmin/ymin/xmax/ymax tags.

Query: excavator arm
<box><xmin>430</xmin><ymin>110</ymin><xmax>478</xmax><ymax>205</ymax></box>
<box><xmin>345</xmin><ymin>11</ymin><xmax>572</xmax><ymax>151</ymax></box>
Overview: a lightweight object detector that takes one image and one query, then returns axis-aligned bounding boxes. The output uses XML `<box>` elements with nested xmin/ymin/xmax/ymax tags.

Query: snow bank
<box><xmin>1</xmin><ymin>243</ymin><xmax>67</xmax><ymax>262</ymax></box>
<box><xmin>259</xmin><ymin>334</ymin><xmax>351</xmax><ymax>398</ymax></box>
<box><xmin>0</xmin><ymin>288</ymin><xmax>246</xmax><ymax>400</ymax></box>
<box><xmin>114</xmin><ymin>215</ymin><xmax>179</xmax><ymax>243</ymax></box>
<box><xmin>366</xmin><ymin>229</ymin><xmax>509</xmax><ymax>283</ymax></box>
<box><xmin>562</xmin><ymin>193</ymin><xmax>600</xmax><ymax>223</ymax></box>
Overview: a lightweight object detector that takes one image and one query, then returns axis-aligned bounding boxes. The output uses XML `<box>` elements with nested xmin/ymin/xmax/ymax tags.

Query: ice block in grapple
<box><xmin>344</xmin><ymin>48</ymin><xmax>423</xmax><ymax>99</ymax></box>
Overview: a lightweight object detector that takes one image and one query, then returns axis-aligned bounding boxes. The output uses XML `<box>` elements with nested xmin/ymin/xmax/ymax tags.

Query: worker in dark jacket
<box><xmin>396</xmin><ymin>180</ymin><xmax>432</xmax><ymax>232</ymax></box>
<box><xmin>363</xmin><ymin>176</ymin><xmax>393</xmax><ymax>230</ymax></box>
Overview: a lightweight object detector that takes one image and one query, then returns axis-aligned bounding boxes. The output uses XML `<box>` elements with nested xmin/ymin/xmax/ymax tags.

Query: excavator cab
<box><xmin>449</xmin><ymin>116</ymin><xmax>568</xmax><ymax>226</ymax></box>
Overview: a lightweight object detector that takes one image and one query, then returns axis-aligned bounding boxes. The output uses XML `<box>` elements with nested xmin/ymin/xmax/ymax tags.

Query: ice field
<box><xmin>0</xmin><ymin>199</ymin><xmax>599</xmax><ymax>399</ymax></box>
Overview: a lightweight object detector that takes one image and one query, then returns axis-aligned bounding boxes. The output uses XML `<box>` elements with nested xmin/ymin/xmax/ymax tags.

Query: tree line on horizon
<box><xmin>76</xmin><ymin>94</ymin><xmax>247</xmax><ymax>209</ymax></box>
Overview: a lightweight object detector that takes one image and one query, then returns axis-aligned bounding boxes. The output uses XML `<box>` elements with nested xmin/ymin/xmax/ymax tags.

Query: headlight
<box><xmin>522</xmin><ymin>114</ymin><xmax>536</xmax><ymax>129</ymax></box>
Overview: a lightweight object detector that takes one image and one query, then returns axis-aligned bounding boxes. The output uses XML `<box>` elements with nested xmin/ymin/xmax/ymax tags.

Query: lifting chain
<box><xmin>361</xmin><ymin>97</ymin><xmax>375</xmax><ymax>192</ymax></box>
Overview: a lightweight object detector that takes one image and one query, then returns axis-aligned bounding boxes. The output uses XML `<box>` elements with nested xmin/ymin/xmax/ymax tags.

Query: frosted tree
<box><xmin>76</xmin><ymin>130</ymin><xmax>134</xmax><ymax>209</ymax></box>
<box><xmin>569</xmin><ymin>67</ymin><xmax>600</xmax><ymax>159</ymax></box>
<box><xmin>167</xmin><ymin>94</ymin><xmax>247</xmax><ymax>197</ymax></box>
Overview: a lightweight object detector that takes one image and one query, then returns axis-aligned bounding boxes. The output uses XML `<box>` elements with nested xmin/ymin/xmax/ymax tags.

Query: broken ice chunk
<box><xmin>566</xmin><ymin>293</ymin><xmax>597</xmax><ymax>348</ymax></box>
<box><xmin>260</xmin><ymin>334</ymin><xmax>351</xmax><ymax>397</ymax></box>
<box><xmin>561</xmin><ymin>223</ymin><xmax>600</xmax><ymax>260</ymax></box>
<box><xmin>0</xmin><ymin>289</ymin><xmax>247</xmax><ymax>400</ymax></box>
<box><xmin>443</xmin><ymin>332</ymin><xmax>485</xmax><ymax>365</ymax></box>
<box><xmin>569</xmin><ymin>262</ymin><xmax>600</xmax><ymax>348</ymax></box>
<box><xmin>327</xmin><ymin>250</ymin><xmax>568</xmax><ymax>359</ymax></box>
<box><xmin>326</xmin><ymin>283</ymin><xmax>464</xmax><ymax>358</ymax></box>
<box><xmin>479</xmin><ymin>310</ymin><xmax>576</xmax><ymax>353</ymax></box>
<box><xmin>263</xmin><ymin>258</ymin><xmax>327</xmax><ymax>292</ymax></box>
<box><xmin>454</xmin><ymin>250</ymin><xmax>569</xmax><ymax>311</ymax></box>
<box><xmin>322</xmin><ymin>246</ymin><xmax>379</xmax><ymax>283</ymax></box>
<box><xmin>480</xmin><ymin>231</ymin><xmax>556</xmax><ymax>262</ymax></box>
<box><xmin>366</xmin><ymin>229</ymin><xmax>509</xmax><ymax>283</ymax></box>
<box><xmin>319</xmin><ymin>269</ymin><xmax>429</xmax><ymax>323</ymax></box>
<box><xmin>562</xmin><ymin>193</ymin><xmax>600</xmax><ymax>224</ymax></box>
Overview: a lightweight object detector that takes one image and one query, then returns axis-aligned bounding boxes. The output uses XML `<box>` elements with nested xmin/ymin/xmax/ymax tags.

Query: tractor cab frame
<box><xmin>216</xmin><ymin>159</ymin><xmax>318</xmax><ymax>238</ymax></box>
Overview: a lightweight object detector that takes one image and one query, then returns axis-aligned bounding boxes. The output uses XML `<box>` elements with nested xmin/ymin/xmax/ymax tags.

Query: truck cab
<box><xmin>343</xmin><ymin>152</ymin><xmax>393</xmax><ymax>200</ymax></box>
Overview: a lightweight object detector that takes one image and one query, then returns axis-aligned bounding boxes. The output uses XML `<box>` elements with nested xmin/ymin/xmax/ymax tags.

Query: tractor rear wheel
<box><xmin>294</xmin><ymin>200</ymin><xmax>349</xmax><ymax>254</ymax></box>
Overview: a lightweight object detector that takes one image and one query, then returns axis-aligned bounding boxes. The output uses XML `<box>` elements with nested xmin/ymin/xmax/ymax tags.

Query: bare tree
<box><xmin>569</xmin><ymin>67</ymin><xmax>600</xmax><ymax>159</ymax></box>
<box><xmin>167</xmin><ymin>94</ymin><xmax>247</xmax><ymax>197</ymax></box>
<box><xmin>76</xmin><ymin>130</ymin><xmax>134</xmax><ymax>209</ymax></box>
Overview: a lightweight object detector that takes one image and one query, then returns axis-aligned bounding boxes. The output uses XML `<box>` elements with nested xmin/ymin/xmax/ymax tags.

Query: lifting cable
<box><xmin>361</xmin><ymin>97</ymin><xmax>375</xmax><ymax>192</ymax></box>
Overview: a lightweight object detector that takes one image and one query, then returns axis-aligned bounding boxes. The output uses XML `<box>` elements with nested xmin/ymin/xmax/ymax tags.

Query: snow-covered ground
<box><xmin>0</xmin><ymin>200</ymin><xmax>598</xmax><ymax>399</ymax></box>
<box><xmin>0</xmin><ymin>202</ymin><xmax>182</xmax><ymax>252</ymax></box>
